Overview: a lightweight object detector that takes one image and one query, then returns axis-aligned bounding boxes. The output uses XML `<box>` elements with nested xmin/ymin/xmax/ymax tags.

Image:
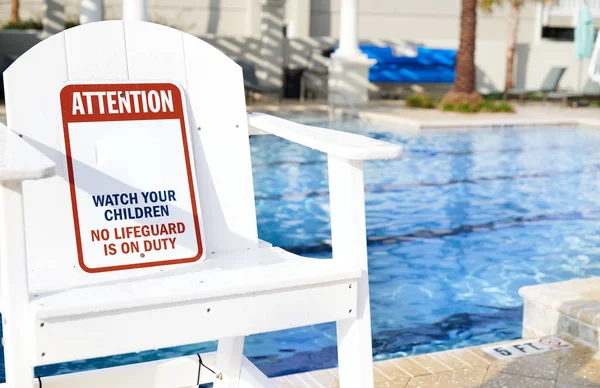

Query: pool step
<box><xmin>520</xmin><ymin>277</ymin><xmax>600</xmax><ymax>350</ymax></box>
<box><xmin>273</xmin><ymin>333</ymin><xmax>599</xmax><ymax>387</ymax></box>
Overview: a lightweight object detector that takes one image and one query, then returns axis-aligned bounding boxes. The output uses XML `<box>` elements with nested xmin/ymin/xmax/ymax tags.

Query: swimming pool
<box><xmin>246</xmin><ymin>119</ymin><xmax>600</xmax><ymax>376</ymax></box>
<box><xmin>10</xmin><ymin>119</ymin><xmax>600</xmax><ymax>381</ymax></box>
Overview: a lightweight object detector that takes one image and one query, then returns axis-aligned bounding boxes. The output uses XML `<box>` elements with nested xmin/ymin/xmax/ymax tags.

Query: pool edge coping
<box><xmin>359</xmin><ymin>111</ymin><xmax>600</xmax><ymax>131</ymax></box>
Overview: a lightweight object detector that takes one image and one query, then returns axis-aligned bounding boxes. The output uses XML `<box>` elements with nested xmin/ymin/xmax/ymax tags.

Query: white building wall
<box><xmin>0</xmin><ymin>0</ymin><xmax>252</xmax><ymax>36</ymax></box>
<box><xmin>310</xmin><ymin>0</ymin><xmax>538</xmax><ymax>42</ymax></box>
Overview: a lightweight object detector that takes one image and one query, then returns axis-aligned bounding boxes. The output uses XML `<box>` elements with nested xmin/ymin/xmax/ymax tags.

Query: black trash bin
<box><xmin>283</xmin><ymin>67</ymin><xmax>305</xmax><ymax>99</ymax></box>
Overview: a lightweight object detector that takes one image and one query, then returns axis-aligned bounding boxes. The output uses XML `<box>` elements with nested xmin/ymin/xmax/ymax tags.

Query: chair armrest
<box><xmin>0</xmin><ymin>123</ymin><xmax>55</xmax><ymax>182</ymax></box>
<box><xmin>247</xmin><ymin>113</ymin><xmax>403</xmax><ymax>161</ymax></box>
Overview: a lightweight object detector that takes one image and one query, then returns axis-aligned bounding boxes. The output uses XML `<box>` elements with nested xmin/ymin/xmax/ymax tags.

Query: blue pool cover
<box><xmin>358</xmin><ymin>45</ymin><xmax>456</xmax><ymax>83</ymax></box>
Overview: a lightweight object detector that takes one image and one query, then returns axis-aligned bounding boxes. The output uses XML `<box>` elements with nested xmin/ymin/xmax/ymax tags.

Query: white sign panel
<box><xmin>482</xmin><ymin>336</ymin><xmax>573</xmax><ymax>360</ymax></box>
<box><xmin>60</xmin><ymin>82</ymin><xmax>204</xmax><ymax>273</ymax></box>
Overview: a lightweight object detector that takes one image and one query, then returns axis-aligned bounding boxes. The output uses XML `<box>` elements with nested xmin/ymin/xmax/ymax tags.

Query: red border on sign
<box><xmin>60</xmin><ymin>82</ymin><xmax>203</xmax><ymax>273</ymax></box>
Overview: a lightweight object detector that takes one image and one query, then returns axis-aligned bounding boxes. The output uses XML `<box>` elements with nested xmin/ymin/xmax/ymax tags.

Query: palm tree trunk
<box><xmin>10</xmin><ymin>0</ymin><xmax>20</xmax><ymax>24</ymax></box>
<box><xmin>454</xmin><ymin>0</ymin><xmax>478</xmax><ymax>94</ymax></box>
<box><xmin>505</xmin><ymin>1</ymin><xmax>521</xmax><ymax>91</ymax></box>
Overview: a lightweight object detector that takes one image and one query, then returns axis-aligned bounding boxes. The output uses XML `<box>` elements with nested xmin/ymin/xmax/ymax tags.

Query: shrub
<box><xmin>497</xmin><ymin>101</ymin><xmax>515</xmax><ymax>112</ymax></box>
<box><xmin>439</xmin><ymin>99</ymin><xmax>515</xmax><ymax>113</ymax></box>
<box><xmin>406</xmin><ymin>94</ymin><xmax>437</xmax><ymax>109</ymax></box>
<box><xmin>484</xmin><ymin>92</ymin><xmax>504</xmax><ymax>101</ymax></box>
<box><xmin>456</xmin><ymin>103</ymin><xmax>472</xmax><ymax>113</ymax></box>
<box><xmin>528</xmin><ymin>92</ymin><xmax>545</xmax><ymax>101</ymax></box>
<box><xmin>477</xmin><ymin>101</ymin><xmax>494</xmax><ymax>112</ymax></box>
<box><xmin>441</xmin><ymin>103</ymin><xmax>454</xmax><ymax>112</ymax></box>
<box><xmin>439</xmin><ymin>91</ymin><xmax>483</xmax><ymax>106</ymax></box>
<box><xmin>65</xmin><ymin>21</ymin><xmax>80</xmax><ymax>29</ymax></box>
<box><xmin>4</xmin><ymin>19</ymin><xmax>43</xmax><ymax>30</ymax></box>
<box><xmin>3</xmin><ymin>19</ymin><xmax>79</xmax><ymax>30</ymax></box>
<box><xmin>405</xmin><ymin>94</ymin><xmax>424</xmax><ymax>108</ymax></box>
<box><xmin>424</xmin><ymin>99</ymin><xmax>436</xmax><ymax>109</ymax></box>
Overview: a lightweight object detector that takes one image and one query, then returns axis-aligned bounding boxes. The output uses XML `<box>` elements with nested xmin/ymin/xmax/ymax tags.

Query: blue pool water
<box><xmin>7</xmin><ymin>119</ymin><xmax>600</xmax><ymax>381</ymax></box>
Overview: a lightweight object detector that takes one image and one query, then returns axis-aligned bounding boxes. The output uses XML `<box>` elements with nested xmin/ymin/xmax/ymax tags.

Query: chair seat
<box><xmin>30</xmin><ymin>247</ymin><xmax>360</xmax><ymax>320</ymax></box>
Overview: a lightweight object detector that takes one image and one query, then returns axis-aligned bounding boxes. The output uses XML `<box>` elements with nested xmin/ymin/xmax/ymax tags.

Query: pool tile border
<box><xmin>273</xmin><ymin>334</ymin><xmax>600</xmax><ymax>387</ymax></box>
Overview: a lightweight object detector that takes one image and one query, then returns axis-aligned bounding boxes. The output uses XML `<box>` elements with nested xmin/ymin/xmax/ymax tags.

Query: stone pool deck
<box><xmin>273</xmin><ymin>334</ymin><xmax>600</xmax><ymax>388</ymax></box>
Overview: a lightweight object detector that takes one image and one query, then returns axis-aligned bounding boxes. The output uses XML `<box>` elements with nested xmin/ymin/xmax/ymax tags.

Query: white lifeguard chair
<box><xmin>0</xmin><ymin>21</ymin><xmax>402</xmax><ymax>388</ymax></box>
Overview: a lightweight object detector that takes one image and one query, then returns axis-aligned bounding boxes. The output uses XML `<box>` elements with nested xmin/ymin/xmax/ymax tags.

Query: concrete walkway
<box><xmin>273</xmin><ymin>334</ymin><xmax>600</xmax><ymax>388</ymax></box>
<box><xmin>247</xmin><ymin>100</ymin><xmax>600</xmax><ymax>131</ymax></box>
<box><xmin>361</xmin><ymin>101</ymin><xmax>600</xmax><ymax>130</ymax></box>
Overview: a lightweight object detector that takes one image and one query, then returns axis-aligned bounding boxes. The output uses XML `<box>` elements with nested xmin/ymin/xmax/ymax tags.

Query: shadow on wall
<box><xmin>206</xmin><ymin>0</ymin><xmax>220</xmax><ymax>35</ymax></box>
<box><xmin>44</xmin><ymin>0</ymin><xmax>65</xmax><ymax>35</ymax></box>
<box><xmin>514</xmin><ymin>44</ymin><xmax>530</xmax><ymax>90</ymax></box>
<box><xmin>0</xmin><ymin>30</ymin><xmax>502</xmax><ymax>99</ymax></box>
<box><xmin>476</xmin><ymin>66</ymin><xmax>499</xmax><ymax>94</ymax></box>
<box><xmin>259</xmin><ymin>1</ymin><xmax>285</xmax><ymax>88</ymax></box>
<box><xmin>309</xmin><ymin>0</ymin><xmax>331</xmax><ymax>37</ymax></box>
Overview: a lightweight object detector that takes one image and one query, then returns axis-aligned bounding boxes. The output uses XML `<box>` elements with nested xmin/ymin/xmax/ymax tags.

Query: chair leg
<box><xmin>336</xmin><ymin>280</ymin><xmax>375</xmax><ymax>388</ymax></box>
<box><xmin>214</xmin><ymin>336</ymin><xmax>245</xmax><ymax>388</ymax></box>
<box><xmin>327</xmin><ymin>157</ymin><xmax>375</xmax><ymax>388</ymax></box>
<box><xmin>3</xmin><ymin>328</ymin><xmax>35</xmax><ymax>388</ymax></box>
<box><xmin>1</xmin><ymin>182</ymin><xmax>35</xmax><ymax>388</ymax></box>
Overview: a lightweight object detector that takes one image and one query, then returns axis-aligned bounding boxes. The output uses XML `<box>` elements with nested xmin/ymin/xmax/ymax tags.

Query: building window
<box><xmin>541</xmin><ymin>26</ymin><xmax>575</xmax><ymax>41</ymax></box>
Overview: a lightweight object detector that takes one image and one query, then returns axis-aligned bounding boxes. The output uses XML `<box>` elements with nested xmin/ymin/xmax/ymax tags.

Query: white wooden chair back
<box><xmin>3</xmin><ymin>21</ymin><xmax>258</xmax><ymax>290</ymax></box>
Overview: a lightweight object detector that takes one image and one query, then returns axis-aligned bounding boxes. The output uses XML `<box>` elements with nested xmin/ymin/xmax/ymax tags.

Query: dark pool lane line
<box><xmin>251</xmin><ymin>305</ymin><xmax>523</xmax><ymax>377</ymax></box>
<box><xmin>281</xmin><ymin>209</ymin><xmax>600</xmax><ymax>255</ymax></box>
<box><xmin>254</xmin><ymin>165</ymin><xmax>600</xmax><ymax>201</ymax></box>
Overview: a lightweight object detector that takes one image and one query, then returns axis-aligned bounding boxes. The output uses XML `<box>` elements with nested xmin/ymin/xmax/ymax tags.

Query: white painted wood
<box><xmin>238</xmin><ymin>356</ymin><xmax>276</xmax><ymax>388</ymax></box>
<box><xmin>123</xmin><ymin>0</ymin><xmax>148</xmax><ymax>22</ymax></box>
<box><xmin>33</xmin><ymin>279</ymin><xmax>357</xmax><ymax>365</ymax></box>
<box><xmin>0</xmin><ymin>182</ymin><xmax>35</xmax><ymax>388</ymax></box>
<box><xmin>30</xmin><ymin>248</ymin><xmax>358</xmax><ymax>316</ymax></box>
<box><xmin>2</xmin><ymin>30</ymin><xmax>74</xmax><ymax>326</ymax></box>
<box><xmin>3</xmin><ymin>21</ymin><xmax>259</xmax><ymax>294</ymax></box>
<box><xmin>0</xmin><ymin>353</ymin><xmax>271</xmax><ymax>388</ymax></box>
<box><xmin>215</xmin><ymin>336</ymin><xmax>245</xmax><ymax>388</ymax></box>
<box><xmin>183</xmin><ymin>32</ymin><xmax>259</xmax><ymax>253</ymax></box>
<box><xmin>0</xmin><ymin>124</ymin><xmax>55</xmax><ymax>182</ymax></box>
<box><xmin>35</xmin><ymin>354</ymin><xmax>206</xmax><ymax>387</ymax></box>
<box><xmin>80</xmin><ymin>0</ymin><xmax>103</xmax><ymax>24</ymax></box>
<box><xmin>124</xmin><ymin>22</ymin><xmax>187</xmax><ymax>88</ymax></box>
<box><xmin>328</xmin><ymin>156</ymin><xmax>374</xmax><ymax>388</ymax></box>
<box><xmin>247</xmin><ymin>113</ymin><xmax>403</xmax><ymax>160</ymax></box>
<box><xmin>65</xmin><ymin>21</ymin><xmax>129</xmax><ymax>81</ymax></box>
<box><xmin>258</xmin><ymin>239</ymin><xmax>273</xmax><ymax>248</ymax></box>
<box><xmin>3</xmin><ymin>32</ymin><xmax>68</xmax><ymax>176</ymax></box>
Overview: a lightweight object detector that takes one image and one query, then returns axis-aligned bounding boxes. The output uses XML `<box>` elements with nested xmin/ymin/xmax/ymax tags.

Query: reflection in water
<box><xmin>250</xmin><ymin>123</ymin><xmax>600</xmax><ymax>375</ymax></box>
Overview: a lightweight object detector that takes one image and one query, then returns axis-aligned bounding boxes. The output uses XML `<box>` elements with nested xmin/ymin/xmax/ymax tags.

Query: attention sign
<box><xmin>60</xmin><ymin>82</ymin><xmax>204</xmax><ymax>273</ymax></box>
